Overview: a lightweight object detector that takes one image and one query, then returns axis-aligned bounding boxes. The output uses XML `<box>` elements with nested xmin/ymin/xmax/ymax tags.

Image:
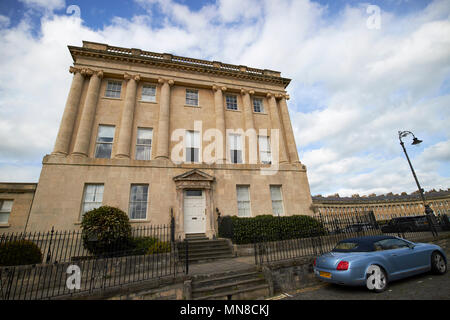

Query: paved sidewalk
<box><xmin>186</xmin><ymin>255</ymin><xmax>257</xmax><ymax>277</ymax></box>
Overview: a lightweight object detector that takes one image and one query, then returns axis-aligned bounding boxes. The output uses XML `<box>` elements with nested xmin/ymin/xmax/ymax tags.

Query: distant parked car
<box><xmin>343</xmin><ymin>223</ymin><xmax>377</xmax><ymax>233</ymax></box>
<box><xmin>381</xmin><ymin>215</ymin><xmax>430</xmax><ymax>233</ymax></box>
<box><xmin>313</xmin><ymin>235</ymin><xmax>447</xmax><ymax>292</ymax></box>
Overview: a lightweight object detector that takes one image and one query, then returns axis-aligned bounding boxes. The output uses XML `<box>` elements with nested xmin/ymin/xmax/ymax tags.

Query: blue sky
<box><xmin>0</xmin><ymin>0</ymin><xmax>449</xmax><ymax>196</ymax></box>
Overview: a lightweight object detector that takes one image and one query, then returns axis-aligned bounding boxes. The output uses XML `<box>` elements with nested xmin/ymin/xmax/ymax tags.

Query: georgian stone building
<box><xmin>13</xmin><ymin>41</ymin><xmax>313</xmax><ymax>238</ymax></box>
<box><xmin>312</xmin><ymin>189</ymin><xmax>450</xmax><ymax>220</ymax></box>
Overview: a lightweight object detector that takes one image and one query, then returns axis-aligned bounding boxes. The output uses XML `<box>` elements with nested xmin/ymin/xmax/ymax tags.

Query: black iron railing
<box><xmin>236</xmin><ymin>211</ymin><xmax>450</xmax><ymax>265</ymax></box>
<box><xmin>0</xmin><ymin>223</ymin><xmax>181</xmax><ymax>300</ymax></box>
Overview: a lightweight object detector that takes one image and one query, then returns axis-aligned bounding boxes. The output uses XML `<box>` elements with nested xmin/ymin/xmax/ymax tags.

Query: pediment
<box><xmin>173</xmin><ymin>169</ymin><xmax>215</xmax><ymax>182</ymax></box>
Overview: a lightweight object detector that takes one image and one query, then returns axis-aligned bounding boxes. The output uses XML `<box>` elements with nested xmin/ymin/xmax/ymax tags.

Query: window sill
<box><xmin>226</xmin><ymin>109</ymin><xmax>241</xmax><ymax>112</ymax></box>
<box><xmin>139</xmin><ymin>100</ymin><xmax>157</xmax><ymax>104</ymax></box>
<box><xmin>0</xmin><ymin>224</ymin><xmax>11</xmax><ymax>228</ymax></box>
<box><xmin>130</xmin><ymin>220</ymin><xmax>150</xmax><ymax>223</ymax></box>
<box><xmin>184</xmin><ymin>104</ymin><xmax>201</xmax><ymax>108</ymax></box>
<box><xmin>253</xmin><ymin>112</ymin><xmax>268</xmax><ymax>115</ymax></box>
<box><xmin>102</xmin><ymin>96</ymin><xmax>123</xmax><ymax>101</ymax></box>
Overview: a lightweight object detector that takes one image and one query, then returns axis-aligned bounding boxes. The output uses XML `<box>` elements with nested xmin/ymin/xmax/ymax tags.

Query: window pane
<box><xmin>137</xmin><ymin>128</ymin><xmax>153</xmax><ymax>145</ymax></box>
<box><xmin>186</xmin><ymin>190</ymin><xmax>202</xmax><ymax>197</ymax></box>
<box><xmin>186</xmin><ymin>89</ymin><xmax>198</xmax><ymax>106</ymax></box>
<box><xmin>95</xmin><ymin>143</ymin><xmax>113</xmax><ymax>158</ymax></box>
<box><xmin>270</xmin><ymin>186</ymin><xmax>284</xmax><ymax>216</ymax></box>
<box><xmin>0</xmin><ymin>213</ymin><xmax>10</xmax><ymax>224</ymax></box>
<box><xmin>259</xmin><ymin>136</ymin><xmax>271</xmax><ymax>164</ymax></box>
<box><xmin>226</xmin><ymin>95</ymin><xmax>238</xmax><ymax>110</ymax></box>
<box><xmin>186</xmin><ymin>131</ymin><xmax>200</xmax><ymax>148</ymax></box>
<box><xmin>81</xmin><ymin>184</ymin><xmax>104</xmax><ymax>216</ymax></box>
<box><xmin>97</xmin><ymin>125</ymin><xmax>115</xmax><ymax>143</ymax></box>
<box><xmin>136</xmin><ymin>145</ymin><xmax>151</xmax><ymax>160</ymax></box>
<box><xmin>237</xmin><ymin>186</ymin><xmax>250</xmax><ymax>201</ymax></box>
<box><xmin>129</xmin><ymin>185</ymin><xmax>148</xmax><ymax>220</ymax></box>
<box><xmin>237</xmin><ymin>186</ymin><xmax>251</xmax><ymax>217</ymax></box>
<box><xmin>253</xmin><ymin>98</ymin><xmax>263</xmax><ymax>112</ymax></box>
<box><xmin>270</xmin><ymin>186</ymin><xmax>282</xmax><ymax>200</ymax></box>
<box><xmin>142</xmin><ymin>85</ymin><xmax>156</xmax><ymax>102</ymax></box>
<box><xmin>0</xmin><ymin>200</ymin><xmax>13</xmax><ymax>212</ymax></box>
<box><xmin>105</xmin><ymin>81</ymin><xmax>122</xmax><ymax>98</ymax></box>
<box><xmin>229</xmin><ymin>134</ymin><xmax>242</xmax><ymax>150</ymax></box>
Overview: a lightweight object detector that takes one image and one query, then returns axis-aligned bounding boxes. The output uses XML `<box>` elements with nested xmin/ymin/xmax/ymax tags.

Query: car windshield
<box><xmin>332</xmin><ymin>240</ymin><xmax>373</xmax><ymax>252</ymax></box>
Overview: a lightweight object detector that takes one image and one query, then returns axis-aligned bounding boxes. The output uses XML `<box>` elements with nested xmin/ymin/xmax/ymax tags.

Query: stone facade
<box><xmin>312</xmin><ymin>189</ymin><xmax>450</xmax><ymax>220</ymax></box>
<box><xmin>0</xmin><ymin>183</ymin><xmax>36</xmax><ymax>233</ymax></box>
<box><xmin>20</xmin><ymin>41</ymin><xmax>313</xmax><ymax>237</ymax></box>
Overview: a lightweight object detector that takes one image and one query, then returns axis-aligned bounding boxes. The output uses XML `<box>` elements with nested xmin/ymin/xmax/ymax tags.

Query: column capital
<box><xmin>69</xmin><ymin>66</ymin><xmax>83</xmax><ymax>74</ymax></box>
<box><xmin>81</xmin><ymin>68</ymin><xmax>93</xmax><ymax>76</ymax></box>
<box><xmin>94</xmin><ymin>70</ymin><xmax>104</xmax><ymax>79</ymax></box>
<box><xmin>158</xmin><ymin>78</ymin><xmax>174</xmax><ymax>86</ymax></box>
<box><xmin>124</xmin><ymin>72</ymin><xmax>141</xmax><ymax>82</ymax></box>
<box><xmin>249</xmin><ymin>90</ymin><xmax>255</xmax><ymax>95</ymax></box>
<box><xmin>274</xmin><ymin>93</ymin><xmax>283</xmax><ymax>99</ymax></box>
<box><xmin>240</xmin><ymin>88</ymin><xmax>248</xmax><ymax>95</ymax></box>
<box><xmin>266</xmin><ymin>92</ymin><xmax>274</xmax><ymax>99</ymax></box>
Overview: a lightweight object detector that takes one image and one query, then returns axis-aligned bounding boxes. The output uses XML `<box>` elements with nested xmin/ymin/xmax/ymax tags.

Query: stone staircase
<box><xmin>190</xmin><ymin>269</ymin><xmax>270</xmax><ymax>300</ymax></box>
<box><xmin>177</xmin><ymin>234</ymin><xmax>234</xmax><ymax>263</ymax></box>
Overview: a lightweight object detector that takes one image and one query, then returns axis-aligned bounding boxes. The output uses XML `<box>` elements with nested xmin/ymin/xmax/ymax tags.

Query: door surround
<box><xmin>173</xmin><ymin>169</ymin><xmax>215</xmax><ymax>240</ymax></box>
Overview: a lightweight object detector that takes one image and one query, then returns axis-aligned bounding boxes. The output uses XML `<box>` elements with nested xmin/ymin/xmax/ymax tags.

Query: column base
<box><xmin>114</xmin><ymin>154</ymin><xmax>130</xmax><ymax>159</ymax></box>
<box><xmin>50</xmin><ymin>151</ymin><xmax>68</xmax><ymax>157</ymax></box>
<box><xmin>70</xmin><ymin>152</ymin><xmax>88</xmax><ymax>158</ymax></box>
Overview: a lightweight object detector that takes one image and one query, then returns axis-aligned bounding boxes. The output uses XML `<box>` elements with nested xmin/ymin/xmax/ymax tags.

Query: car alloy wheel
<box><xmin>366</xmin><ymin>265</ymin><xmax>387</xmax><ymax>293</ymax></box>
<box><xmin>431</xmin><ymin>252</ymin><xmax>447</xmax><ymax>275</ymax></box>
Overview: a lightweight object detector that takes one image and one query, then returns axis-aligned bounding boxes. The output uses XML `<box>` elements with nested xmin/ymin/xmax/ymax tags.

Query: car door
<box><xmin>376</xmin><ymin>238</ymin><xmax>418</xmax><ymax>277</ymax></box>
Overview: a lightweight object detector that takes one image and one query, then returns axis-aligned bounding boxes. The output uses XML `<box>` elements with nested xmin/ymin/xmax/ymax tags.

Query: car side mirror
<box><xmin>408</xmin><ymin>244</ymin><xmax>415</xmax><ymax>249</ymax></box>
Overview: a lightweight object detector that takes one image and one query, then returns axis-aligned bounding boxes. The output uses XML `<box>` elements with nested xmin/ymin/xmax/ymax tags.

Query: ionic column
<box><xmin>115</xmin><ymin>73</ymin><xmax>140</xmax><ymax>159</ymax></box>
<box><xmin>212</xmin><ymin>85</ymin><xmax>227</xmax><ymax>163</ymax></box>
<box><xmin>241</xmin><ymin>89</ymin><xmax>255</xmax><ymax>130</ymax></box>
<box><xmin>72</xmin><ymin>69</ymin><xmax>103</xmax><ymax>157</ymax></box>
<box><xmin>52</xmin><ymin>67</ymin><xmax>86</xmax><ymax>156</ymax></box>
<box><xmin>267</xmin><ymin>92</ymin><xmax>288</xmax><ymax>164</ymax></box>
<box><xmin>155</xmin><ymin>78</ymin><xmax>174</xmax><ymax>160</ymax></box>
<box><xmin>278</xmin><ymin>94</ymin><xmax>300</xmax><ymax>163</ymax></box>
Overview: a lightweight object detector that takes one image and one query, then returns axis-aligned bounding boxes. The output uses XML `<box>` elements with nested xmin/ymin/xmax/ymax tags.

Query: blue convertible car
<box><xmin>313</xmin><ymin>235</ymin><xmax>447</xmax><ymax>292</ymax></box>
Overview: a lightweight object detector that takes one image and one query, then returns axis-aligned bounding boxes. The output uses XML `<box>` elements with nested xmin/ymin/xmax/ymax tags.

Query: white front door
<box><xmin>184</xmin><ymin>189</ymin><xmax>206</xmax><ymax>234</ymax></box>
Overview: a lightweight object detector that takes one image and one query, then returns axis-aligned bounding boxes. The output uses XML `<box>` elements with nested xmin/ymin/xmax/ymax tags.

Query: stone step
<box><xmin>178</xmin><ymin>253</ymin><xmax>234</xmax><ymax>263</ymax></box>
<box><xmin>192</xmin><ymin>284</ymin><xmax>270</xmax><ymax>300</ymax></box>
<box><xmin>178</xmin><ymin>245</ymin><xmax>232</xmax><ymax>254</ymax></box>
<box><xmin>176</xmin><ymin>238</ymin><xmax>233</xmax><ymax>263</ymax></box>
<box><xmin>178</xmin><ymin>239</ymin><xmax>230</xmax><ymax>246</ymax></box>
<box><xmin>193</xmin><ymin>278</ymin><xmax>266</xmax><ymax>295</ymax></box>
<box><xmin>185</xmin><ymin>233</ymin><xmax>209</xmax><ymax>241</ymax></box>
<box><xmin>191</xmin><ymin>270</ymin><xmax>269</xmax><ymax>300</ymax></box>
<box><xmin>192</xmin><ymin>271</ymin><xmax>262</xmax><ymax>289</ymax></box>
<box><xmin>180</xmin><ymin>248</ymin><xmax>232</xmax><ymax>257</ymax></box>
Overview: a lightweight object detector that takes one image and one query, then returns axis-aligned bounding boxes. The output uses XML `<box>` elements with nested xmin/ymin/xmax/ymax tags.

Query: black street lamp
<box><xmin>398</xmin><ymin>130</ymin><xmax>437</xmax><ymax>235</ymax></box>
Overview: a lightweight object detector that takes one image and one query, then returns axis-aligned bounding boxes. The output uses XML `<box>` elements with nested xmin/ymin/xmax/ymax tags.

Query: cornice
<box><xmin>68</xmin><ymin>44</ymin><xmax>291</xmax><ymax>88</ymax></box>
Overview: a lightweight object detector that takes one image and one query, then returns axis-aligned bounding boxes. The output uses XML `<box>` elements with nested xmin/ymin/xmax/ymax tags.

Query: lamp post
<box><xmin>398</xmin><ymin>130</ymin><xmax>437</xmax><ymax>236</ymax></box>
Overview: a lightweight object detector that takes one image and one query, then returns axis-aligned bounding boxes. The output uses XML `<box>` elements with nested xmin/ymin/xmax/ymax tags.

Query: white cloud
<box><xmin>0</xmin><ymin>0</ymin><xmax>448</xmax><ymax>196</ymax></box>
<box><xmin>19</xmin><ymin>0</ymin><xmax>66</xmax><ymax>11</ymax></box>
<box><xmin>0</xmin><ymin>15</ymin><xmax>10</xmax><ymax>28</ymax></box>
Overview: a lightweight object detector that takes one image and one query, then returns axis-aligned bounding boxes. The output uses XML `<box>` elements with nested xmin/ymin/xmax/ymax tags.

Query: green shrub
<box><xmin>130</xmin><ymin>237</ymin><xmax>171</xmax><ymax>255</ymax></box>
<box><xmin>218</xmin><ymin>214</ymin><xmax>326</xmax><ymax>244</ymax></box>
<box><xmin>0</xmin><ymin>240</ymin><xmax>43</xmax><ymax>266</ymax></box>
<box><xmin>81</xmin><ymin>206</ymin><xmax>132</xmax><ymax>256</ymax></box>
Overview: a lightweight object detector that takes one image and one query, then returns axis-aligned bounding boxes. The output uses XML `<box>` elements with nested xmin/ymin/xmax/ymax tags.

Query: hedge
<box><xmin>218</xmin><ymin>214</ymin><xmax>326</xmax><ymax>245</ymax></box>
<box><xmin>81</xmin><ymin>206</ymin><xmax>133</xmax><ymax>256</ymax></box>
<box><xmin>0</xmin><ymin>240</ymin><xmax>43</xmax><ymax>266</ymax></box>
<box><xmin>130</xmin><ymin>237</ymin><xmax>171</xmax><ymax>255</ymax></box>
